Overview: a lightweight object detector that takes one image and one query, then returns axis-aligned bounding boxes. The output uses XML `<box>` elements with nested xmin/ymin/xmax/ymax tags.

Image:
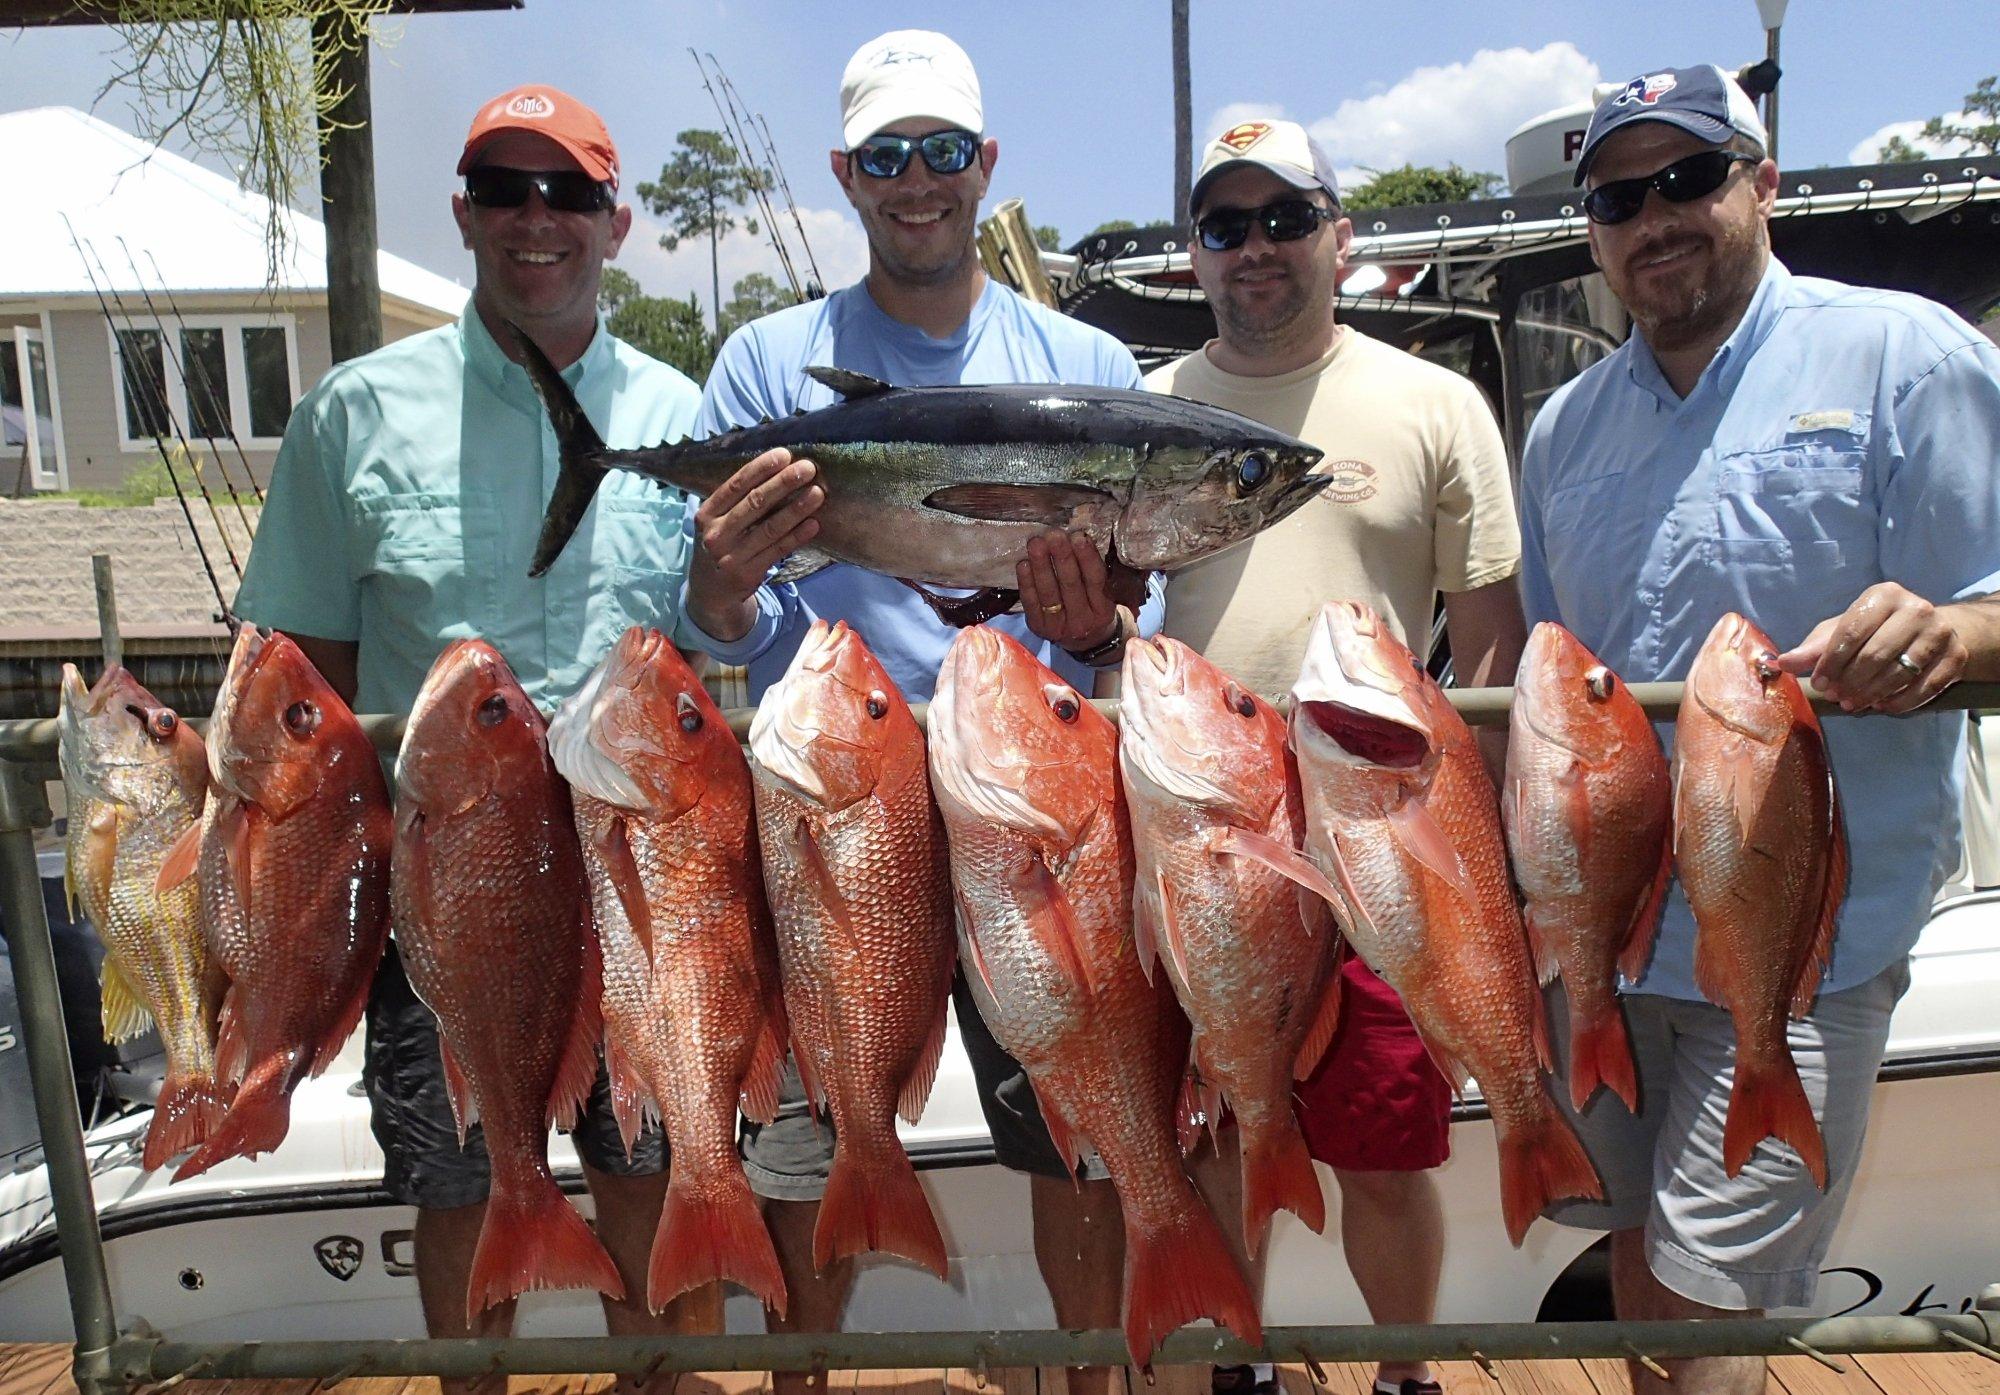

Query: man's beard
<box><xmin>866</xmin><ymin>206</ymin><xmax>974</xmax><ymax>287</ymax></box>
<box><xmin>1623</xmin><ymin>219</ymin><xmax>1766</xmax><ymax>353</ymax></box>
<box><xmin>1211</xmin><ymin>274</ymin><xmax>1316</xmax><ymax>349</ymax></box>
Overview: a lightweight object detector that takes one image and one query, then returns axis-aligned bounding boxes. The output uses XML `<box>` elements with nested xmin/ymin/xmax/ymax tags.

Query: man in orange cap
<box><xmin>237</xmin><ymin>85</ymin><xmax>714</xmax><ymax>1391</ymax></box>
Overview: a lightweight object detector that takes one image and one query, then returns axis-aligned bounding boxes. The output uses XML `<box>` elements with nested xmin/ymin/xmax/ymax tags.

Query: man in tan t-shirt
<box><xmin>1147</xmin><ymin>119</ymin><xmax>1526</xmax><ymax>1395</ymax></box>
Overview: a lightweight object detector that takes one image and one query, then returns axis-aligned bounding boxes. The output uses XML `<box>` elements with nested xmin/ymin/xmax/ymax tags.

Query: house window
<box><xmin>108</xmin><ymin>314</ymin><xmax>299</xmax><ymax>451</ymax></box>
<box><xmin>5</xmin><ymin>325</ymin><xmax>65</xmax><ymax>490</ymax></box>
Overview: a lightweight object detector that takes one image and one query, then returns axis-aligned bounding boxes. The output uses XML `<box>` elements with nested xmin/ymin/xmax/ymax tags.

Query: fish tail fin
<box><xmin>142</xmin><ymin>1071</ymin><xmax>231</xmax><ymax>1172</ymax></box>
<box><xmin>1497</xmin><ymin>1096</ymin><xmax>1604</xmax><ymax>1247</ymax></box>
<box><xmin>1568</xmin><ymin>1006</ymin><xmax>1641</xmax><ymax>1114</ymax></box>
<box><xmin>814</xmin><ymin>1135</ymin><xmax>947</xmax><ymax>1279</ymax></box>
<box><xmin>1241</xmin><ymin>1119</ymin><xmax>1325</xmax><ymax>1253</ymax></box>
<box><xmin>510</xmin><ymin>320</ymin><xmax>611</xmax><ymax>578</ymax></box>
<box><xmin>1121</xmin><ymin>1190</ymin><xmax>1263</xmax><ymax>1367</ymax></box>
<box><xmin>172</xmin><ymin>1055</ymin><xmax>299</xmax><ymax>1180</ymax></box>
<box><xmin>1724</xmin><ymin>1056</ymin><xmax>1828</xmax><ymax>1190</ymax></box>
<box><xmin>467</xmin><ymin>1170</ymin><xmax>624</xmax><ymax>1323</ymax></box>
<box><xmin>649</xmin><ymin>1175</ymin><xmax>787</xmax><ymax>1318</ymax></box>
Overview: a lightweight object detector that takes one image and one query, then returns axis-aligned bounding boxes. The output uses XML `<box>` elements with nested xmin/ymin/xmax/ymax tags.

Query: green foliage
<box><xmin>1877</xmin><ymin>134</ymin><xmax>1929</xmax><ymax>164</ymax></box>
<box><xmin>637</xmin><ymin>129</ymin><xmax>771</xmax><ymax>335</ymax></box>
<box><xmin>599</xmin><ymin>267</ymin><xmax>715</xmax><ymax>381</ymax></box>
<box><xmin>1032</xmin><ymin>224</ymin><xmax>1063</xmax><ymax>252</ymax></box>
<box><xmin>1088</xmin><ymin>219</ymin><xmax>1142</xmax><ymax>237</ymax></box>
<box><xmin>47</xmin><ymin>447</ymin><xmax>248</xmax><ymax>509</ymax></box>
<box><xmin>1340</xmin><ymin>163</ymin><xmax>1505</xmax><ymax>212</ymax></box>
<box><xmin>718</xmin><ymin>272</ymin><xmax>794</xmax><ymax>341</ymax></box>
<box><xmin>1880</xmin><ymin>75</ymin><xmax>2000</xmax><ymax>161</ymax></box>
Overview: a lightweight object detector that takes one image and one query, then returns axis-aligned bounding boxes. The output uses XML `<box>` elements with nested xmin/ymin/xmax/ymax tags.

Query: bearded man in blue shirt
<box><xmin>673</xmin><ymin>30</ymin><xmax>1162</xmax><ymax>1395</ymax></box>
<box><xmin>1518</xmin><ymin>64</ymin><xmax>2000</xmax><ymax>1395</ymax></box>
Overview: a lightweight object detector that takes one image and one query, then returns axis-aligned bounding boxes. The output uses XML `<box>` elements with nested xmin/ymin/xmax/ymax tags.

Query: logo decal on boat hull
<box><xmin>315</xmin><ymin>1235</ymin><xmax>363</xmax><ymax>1282</ymax></box>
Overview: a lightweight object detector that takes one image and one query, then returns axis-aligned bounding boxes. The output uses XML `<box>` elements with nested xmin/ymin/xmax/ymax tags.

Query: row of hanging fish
<box><xmin>56</xmin><ymin>599</ymin><xmax>1848</xmax><ymax>1364</ymax></box>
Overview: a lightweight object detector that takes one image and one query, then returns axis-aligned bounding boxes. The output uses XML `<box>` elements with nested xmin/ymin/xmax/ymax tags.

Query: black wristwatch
<box><xmin>1065</xmin><ymin>610</ymin><xmax>1134</xmax><ymax>669</ymax></box>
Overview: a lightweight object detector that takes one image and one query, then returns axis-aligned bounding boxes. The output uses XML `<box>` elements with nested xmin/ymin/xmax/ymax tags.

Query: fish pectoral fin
<box><xmin>1293</xmin><ymin>960</ymin><xmax>1345</xmax><ymax>1081</ymax></box>
<box><xmin>98</xmin><ymin>952</ymin><xmax>154</xmax><ymax>1044</ymax></box>
<box><xmin>1412</xmin><ymin>1023</ymin><xmax>1472</xmax><ymax>1100</ymax></box>
<box><xmin>1132</xmin><ymin>876</ymin><xmax>1163</xmax><ymax>985</ymax></box>
<box><xmin>71</xmin><ymin>803</ymin><xmax>119</xmax><ymax>914</ymax></box>
<box><xmin>900</xmin><ymin>580</ymin><xmax>1021</xmax><ymax>628</ymax></box>
<box><xmin>1030</xmin><ymin>1083</ymin><xmax>1087</xmax><ymax>1179</ymax></box>
<box><xmin>770</xmin><ymin>547</ymin><xmax>837</xmax><ymax>586</ymax></box>
<box><xmin>590</xmin><ymin>814</ymin><xmax>655</xmax><ymax>963</ymax></box>
<box><xmin>155</xmin><ymin>817</ymin><xmax>202</xmax><ymax>895</ymax></box>
<box><xmin>217</xmin><ymin>796</ymin><xmax>257</xmax><ymax>927</ymax></box>
<box><xmin>1386</xmin><ymin>793</ymin><xmax>1477</xmax><ymax>911</ymax></box>
<box><xmin>789</xmin><ymin>817</ymin><xmax>861</xmax><ymax>951</ymax></box>
<box><xmin>1204</xmin><ymin>825</ymin><xmax>1344</xmax><ymax>921</ymax></box>
<box><xmin>899</xmin><ymin>967</ymin><xmax>954</xmax><ymax>1126</ymax></box>
<box><xmin>438</xmin><ymin>1037</ymin><xmax>477</xmax><ymax>1147</ymax></box>
<box><xmin>1524</xmin><ymin>909</ymin><xmax>1560</xmax><ymax>987</ymax></box>
<box><xmin>1618</xmin><ymin>836</ymin><xmax>1673</xmax><ymax>986</ymax></box>
<box><xmin>1013</xmin><ymin>851</ymin><xmax>1099</xmax><ymax>997</ymax></box>
<box><xmin>922</xmin><ymin>481</ymin><xmax>1116</xmax><ymax>527</ymax></box>
<box><xmin>548</xmin><ymin>905</ymin><xmax>608</xmax><ymax>1131</ymax></box>
<box><xmin>602</xmin><ymin>1033</ymin><xmax>652</xmax><ymax>1161</ymax></box>
<box><xmin>1792</xmin><ymin>727</ymin><xmax>1849</xmax><ymax>1018</ymax></box>
<box><xmin>804</xmin><ymin>365</ymin><xmax>896</xmax><ymax>399</ymax></box>
<box><xmin>1150</xmin><ymin>867</ymin><xmax>1193</xmax><ymax>992</ymax></box>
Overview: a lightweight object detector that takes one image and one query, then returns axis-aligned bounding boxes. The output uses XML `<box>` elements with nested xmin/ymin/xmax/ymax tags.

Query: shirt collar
<box><xmin>459</xmin><ymin>306</ymin><xmax>613</xmax><ymax>399</ymax></box>
<box><xmin>1624</xmin><ymin>255</ymin><xmax>1792</xmax><ymax>408</ymax></box>
<box><xmin>855</xmin><ymin>274</ymin><xmax>1000</xmax><ymax>350</ymax></box>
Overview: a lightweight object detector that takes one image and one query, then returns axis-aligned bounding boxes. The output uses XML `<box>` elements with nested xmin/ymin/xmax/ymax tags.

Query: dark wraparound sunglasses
<box><xmin>1194</xmin><ymin>198</ymin><xmax>1340</xmax><ymax>251</ymax></box>
<box><xmin>1583</xmin><ymin>150</ymin><xmax>1759</xmax><ymax>225</ymax></box>
<box><xmin>849</xmin><ymin>128</ymin><xmax>980</xmax><ymax>179</ymax></box>
<box><xmin>464</xmin><ymin>166</ymin><xmax>616</xmax><ymax>214</ymax></box>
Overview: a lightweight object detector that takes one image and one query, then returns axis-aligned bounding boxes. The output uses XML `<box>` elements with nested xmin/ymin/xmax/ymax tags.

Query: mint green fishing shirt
<box><xmin>235</xmin><ymin>310</ymin><xmax>699</xmax><ymax>717</ymax></box>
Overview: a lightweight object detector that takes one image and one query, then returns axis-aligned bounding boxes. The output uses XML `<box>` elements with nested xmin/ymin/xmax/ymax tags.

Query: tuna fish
<box><xmin>929</xmin><ymin>625</ymin><xmax>1262</xmax><ymax>1365</ymax></box>
<box><xmin>58</xmin><ymin>664</ymin><xmax>226</xmax><ymax>1171</ymax></box>
<box><xmin>1117</xmin><ymin>636</ymin><xmax>1343</xmax><ymax>1255</ymax></box>
<box><xmin>510</xmin><ymin>323</ymin><xmax>1329</xmax><ymax>595</ymax></box>
<box><xmin>175</xmin><ymin>628</ymin><xmax>391</xmax><ymax>1181</ymax></box>
<box><xmin>393</xmin><ymin>639</ymin><xmax>623</xmax><ymax>1318</ymax></box>
<box><xmin>550</xmin><ymin>626</ymin><xmax>791</xmax><ymax>1314</ymax></box>
<box><xmin>1503</xmin><ymin>623</ymin><xmax>1672</xmax><ymax>1113</ymax></box>
<box><xmin>1673</xmin><ymin>612</ymin><xmax>1848</xmax><ymax>1188</ymax></box>
<box><xmin>748</xmin><ymin>620</ymin><xmax>956</xmax><ymax>1277</ymax></box>
<box><xmin>1290</xmin><ymin>602</ymin><xmax>1602</xmax><ymax>1246</ymax></box>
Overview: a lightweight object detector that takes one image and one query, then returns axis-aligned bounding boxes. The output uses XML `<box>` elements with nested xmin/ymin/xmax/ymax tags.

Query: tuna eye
<box><xmin>1236</xmin><ymin>452</ymin><xmax>1271</xmax><ymax>490</ymax></box>
<box><xmin>476</xmin><ymin>693</ymin><xmax>509</xmax><ymax>727</ymax></box>
<box><xmin>283</xmin><ymin>700</ymin><xmax>320</xmax><ymax>737</ymax></box>
<box><xmin>676</xmin><ymin>691</ymin><xmax>703</xmax><ymax>733</ymax></box>
<box><xmin>866</xmin><ymin>692</ymin><xmax>889</xmax><ymax>720</ymax></box>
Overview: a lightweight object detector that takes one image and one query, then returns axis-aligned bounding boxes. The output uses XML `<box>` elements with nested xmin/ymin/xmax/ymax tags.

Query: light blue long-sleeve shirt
<box><xmin>1518</xmin><ymin>258</ymin><xmax>2000</xmax><ymax>1002</ymax></box>
<box><xmin>677</xmin><ymin>277</ymin><xmax>1166</xmax><ymax>703</ymax></box>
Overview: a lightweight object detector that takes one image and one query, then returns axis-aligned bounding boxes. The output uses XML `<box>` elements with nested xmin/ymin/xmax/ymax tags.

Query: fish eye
<box><xmin>1042</xmin><ymin>683</ymin><xmax>1081</xmax><ymax>723</ymax></box>
<box><xmin>283</xmin><ymin>700</ymin><xmax>320</xmax><ymax>737</ymax></box>
<box><xmin>1753</xmin><ymin>651</ymin><xmax>1782</xmax><ymax>682</ymax></box>
<box><xmin>476</xmin><ymin>693</ymin><xmax>509</xmax><ymax>728</ymax></box>
<box><xmin>1236</xmin><ymin>451</ymin><xmax>1271</xmax><ymax>490</ymax></box>
<box><xmin>1224</xmin><ymin>684</ymin><xmax>1256</xmax><ymax>719</ymax></box>
<box><xmin>1585</xmin><ymin>667</ymin><xmax>1615</xmax><ymax>700</ymax></box>
<box><xmin>149</xmin><ymin>710</ymin><xmax>179</xmax><ymax>738</ymax></box>
<box><xmin>866</xmin><ymin>692</ymin><xmax>889</xmax><ymax>720</ymax></box>
<box><xmin>676</xmin><ymin>691</ymin><xmax>703</xmax><ymax>734</ymax></box>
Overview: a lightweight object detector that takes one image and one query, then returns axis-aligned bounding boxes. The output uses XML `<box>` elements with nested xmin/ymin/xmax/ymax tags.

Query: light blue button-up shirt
<box><xmin>1519</xmin><ymin>258</ymin><xmax>2000</xmax><ymax>1002</ymax></box>
<box><xmin>236</xmin><ymin>310</ymin><xmax>702</xmax><ymax>716</ymax></box>
<box><xmin>679</xmin><ymin>278</ymin><xmax>1166</xmax><ymax>703</ymax></box>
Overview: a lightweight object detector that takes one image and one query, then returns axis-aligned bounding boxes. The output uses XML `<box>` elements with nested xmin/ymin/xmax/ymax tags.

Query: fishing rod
<box><xmin>689</xmin><ymin>49</ymin><xmax>802</xmax><ymax>301</ymax></box>
<box><xmin>71</xmin><ymin>229</ymin><xmax>246</xmax><ymax>584</ymax></box>
<box><xmin>62</xmin><ymin>215</ymin><xmax>240</xmax><ymax>626</ymax></box>
<box><xmin>115</xmin><ymin>237</ymin><xmax>264</xmax><ymax>542</ymax></box>
<box><xmin>704</xmin><ymin>55</ymin><xmax>802</xmax><ymax>298</ymax></box>
<box><xmin>137</xmin><ymin>243</ymin><xmax>268</xmax><ymax>509</ymax></box>
<box><xmin>750</xmin><ymin>109</ymin><xmax>824</xmax><ymax>297</ymax></box>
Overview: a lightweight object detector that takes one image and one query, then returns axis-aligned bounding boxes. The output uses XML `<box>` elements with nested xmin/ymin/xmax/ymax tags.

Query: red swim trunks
<box><xmin>1293</xmin><ymin>954</ymin><xmax>1452</xmax><ymax>1171</ymax></box>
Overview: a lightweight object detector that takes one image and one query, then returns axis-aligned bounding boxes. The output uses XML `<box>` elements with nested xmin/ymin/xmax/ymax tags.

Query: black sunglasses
<box><xmin>1193</xmin><ymin>198</ymin><xmax>1340</xmax><ymax>252</ymax></box>
<box><xmin>849</xmin><ymin>128</ymin><xmax>980</xmax><ymax>180</ymax></box>
<box><xmin>464</xmin><ymin>165</ymin><xmax>616</xmax><ymax>214</ymax></box>
<box><xmin>1583</xmin><ymin>150</ymin><xmax>1758</xmax><ymax>225</ymax></box>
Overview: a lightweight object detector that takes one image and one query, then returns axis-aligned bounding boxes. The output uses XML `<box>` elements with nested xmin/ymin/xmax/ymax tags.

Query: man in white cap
<box><xmin>1148</xmin><ymin>116</ymin><xmax>1526</xmax><ymax>1395</ymax></box>
<box><xmin>675</xmin><ymin>30</ymin><xmax>1164</xmax><ymax>1395</ymax></box>
<box><xmin>1522</xmin><ymin>63</ymin><xmax>2000</xmax><ymax>1395</ymax></box>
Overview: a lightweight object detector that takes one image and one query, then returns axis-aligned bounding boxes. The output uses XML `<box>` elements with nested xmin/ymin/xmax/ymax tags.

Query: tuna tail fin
<box><xmin>648</xmin><ymin>1174</ymin><xmax>787</xmax><ymax>1318</ymax></box>
<box><xmin>1723</xmin><ymin>1056</ymin><xmax>1828</xmax><ymax>1190</ymax></box>
<box><xmin>142</xmin><ymin>1071</ymin><xmax>231</xmax><ymax>1172</ymax></box>
<box><xmin>172</xmin><ymin>1053</ymin><xmax>301</xmax><ymax>1180</ymax></box>
<box><xmin>467</xmin><ymin>1170</ymin><xmax>624</xmax><ymax>1323</ymax></box>
<box><xmin>1567</xmin><ymin>1004</ymin><xmax>1641</xmax><ymax>1114</ymax></box>
<box><xmin>814</xmin><ymin>1135</ymin><xmax>948</xmax><ymax>1279</ymax></box>
<box><xmin>508</xmin><ymin>319</ymin><xmax>611</xmax><ymax>578</ymax></box>
<box><xmin>1121</xmin><ymin>1188</ymin><xmax>1263</xmax><ymax>1368</ymax></box>
<box><xmin>1240</xmin><ymin>1119</ymin><xmax>1326</xmax><ymax>1255</ymax></box>
<box><xmin>1496</xmin><ymin>1096</ymin><xmax>1604</xmax><ymax>1247</ymax></box>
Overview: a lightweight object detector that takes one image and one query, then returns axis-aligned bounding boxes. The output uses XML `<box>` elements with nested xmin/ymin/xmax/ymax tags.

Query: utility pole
<box><xmin>313</xmin><ymin>10</ymin><xmax>383</xmax><ymax>364</ymax></box>
<box><xmin>1172</xmin><ymin>0</ymin><xmax>1192</xmax><ymax>223</ymax></box>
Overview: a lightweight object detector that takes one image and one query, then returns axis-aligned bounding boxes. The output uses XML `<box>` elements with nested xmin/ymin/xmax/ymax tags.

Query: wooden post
<box><xmin>1171</xmin><ymin>0</ymin><xmax>1191</xmax><ymax>224</ymax></box>
<box><xmin>313</xmin><ymin>9</ymin><xmax>384</xmax><ymax>365</ymax></box>
<box><xmin>91</xmin><ymin>553</ymin><xmax>122</xmax><ymax>675</ymax></box>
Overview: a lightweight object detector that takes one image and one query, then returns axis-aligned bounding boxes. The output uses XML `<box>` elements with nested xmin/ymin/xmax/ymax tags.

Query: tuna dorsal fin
<box><xmin>1205</xmin><ymin>825</ymin><xmax>1344</xmax><ymax>922</ymax></box>
<box><xmin>924</xmin><ymin>481</ymin><xmax>1114</xmax><ymax>527</ymax></box>
<box><xmin>99</xmin><ymin>952</ymin><xmax>154</xmax><ymax>1043</ymax></box>
<box><xmin>771</xmin><ymin>547</ymin><xmax>837</xmax><ymax>586</ymax></box>
<box><xmin>1790</xmin><ymin>722</ymin><xmax>1849</xmax><ymax>1018</ymax></box>
<box><xmin>804</xmin><ymin>366</ymin><xmax>896</xmax><ymax>399</ymax></box>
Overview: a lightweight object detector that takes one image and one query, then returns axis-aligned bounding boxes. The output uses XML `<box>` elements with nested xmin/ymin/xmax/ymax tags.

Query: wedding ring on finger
<box><xmin>1043</xmin><ymin>602</ymin><xmax>1065</xmax><ymax>616</ymax></box>
<box><xmin>1895</xmin><ymin>652</ymin><xmax>1923</xmax><ymax>676</ymax></box>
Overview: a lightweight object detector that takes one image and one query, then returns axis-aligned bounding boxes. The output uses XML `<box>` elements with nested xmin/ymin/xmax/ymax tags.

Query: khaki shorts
<box><xmin>1543</xmin><ymin>957</ymin><xmax>1909</xmax><ymax>1310</ymax></box>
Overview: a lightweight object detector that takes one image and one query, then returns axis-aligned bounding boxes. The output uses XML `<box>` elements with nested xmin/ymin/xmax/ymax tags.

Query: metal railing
<box><xmin>5</xmin><ymin>680</ymin><xmax>2000</xmax><ymax>1394</ymax></box>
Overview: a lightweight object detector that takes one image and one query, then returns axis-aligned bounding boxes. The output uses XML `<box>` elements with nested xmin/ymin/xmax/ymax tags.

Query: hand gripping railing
<box><xmin>4</xmin><ymin>679</ymin><xmax>1999</xmax><ymax>1394</ymax></box>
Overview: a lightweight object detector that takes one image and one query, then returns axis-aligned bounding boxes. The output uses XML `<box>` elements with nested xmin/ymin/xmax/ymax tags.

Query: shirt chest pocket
<box><xmin>583</xmin><ymin>493</ymin><xmax>690</xmax><ymax>653</ymax></box>
<box><xmin>1707</xmin><ymin>422</ymin><xmax>1877</xmax><ymax>576</ymax></box>
<box><xmin>353</xmin><ymin>493</ymin><xmax>476</xmax><ymax>624</ymax></box>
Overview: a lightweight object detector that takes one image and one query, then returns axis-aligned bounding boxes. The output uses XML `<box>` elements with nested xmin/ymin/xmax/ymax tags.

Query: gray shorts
<box><xmin>736</xmin><ymin>969</ymin><xmax>1107</xmax><ymax>1200</ymax></box>
<box><xmin>1543</xmin><ymin>957</ymin><xmax>1910</xmax><ymax>1310</ymax></box>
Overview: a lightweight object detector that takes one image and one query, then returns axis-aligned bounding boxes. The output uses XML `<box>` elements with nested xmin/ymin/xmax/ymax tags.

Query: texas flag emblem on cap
<box><xmin>1220</xmin><ymin>121</ymin><xmax>1272</xmax><ymax>152</ymax></box>
<box><xmin>1615</xmin><ymin>72</ymin><xmax>1679</xmax><ymax>107</ymax></box>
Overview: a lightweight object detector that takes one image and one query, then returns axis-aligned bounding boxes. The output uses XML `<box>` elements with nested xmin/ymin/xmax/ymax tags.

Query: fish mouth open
<box><xmin>1296</xmin><ymin>702</ymin><xmax>1431</xmax><ymax>768</ymax></box>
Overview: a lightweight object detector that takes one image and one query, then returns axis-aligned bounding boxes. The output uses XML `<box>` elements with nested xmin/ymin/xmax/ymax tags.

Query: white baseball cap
<box><xmin>840</xmin><ymin>30</ymin><xmax>984</xmax><ymax>149</ymax></box>
<box><xmin>1190</xmin><ymin>119</ymin><xmax>1341</xmax><ymax>217</ymax></box>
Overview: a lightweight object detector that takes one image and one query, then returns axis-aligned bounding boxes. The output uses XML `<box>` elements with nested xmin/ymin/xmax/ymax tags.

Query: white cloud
<box><xmin>1301</xmin><ymin>43</ymin><xmax>1600</xmax><ymax>189</ymax></box>
<box><xmin>614</xmin><ymin>203</ymin><xmax>870</xmax><ymax>310</ymax></box>
<box><xmin>1846</xmin><ymin>113</ymin><xmax>1975</xmax><ymax>165</ymax></box>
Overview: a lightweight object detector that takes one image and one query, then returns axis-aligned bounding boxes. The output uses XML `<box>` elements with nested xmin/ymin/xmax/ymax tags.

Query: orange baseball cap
<box><xmin>458</xmin><ymin>85</ymin><xmax>620</xmax><ymax>190</ymax></box>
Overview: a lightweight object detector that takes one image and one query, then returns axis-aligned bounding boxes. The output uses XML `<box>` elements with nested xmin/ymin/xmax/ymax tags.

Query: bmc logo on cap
<box><xmin>1614</xmin><ymin>73</ymin><xmax>1678</xmax><ymax>107</ymax></box>
<box><xmin>504</xmin><ymin>93</ymin><xmax>556</xmax><ymax>120</ymax></box>
<box><xmin>1220</xmin><ymin>122</ymin><xmax>1271</xmax><ymax>152</ymax></box>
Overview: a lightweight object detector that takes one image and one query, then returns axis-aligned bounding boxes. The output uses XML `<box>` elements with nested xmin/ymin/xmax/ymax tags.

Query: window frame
<box><xmin>6</xmin><ymin>319</ymin><xmax>68</xmax><ymax>490</ymax></box>
<box><xmin>106</xmin><ymin>311</ymin><xmax>301</xmax><ymax>454</ymax></box>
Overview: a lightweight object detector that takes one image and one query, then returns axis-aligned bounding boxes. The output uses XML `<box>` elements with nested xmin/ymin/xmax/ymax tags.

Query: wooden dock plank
<box><xmin>1772</xmin><ymin>1352</ymin><xmax>1897</xmax><ymax>1395</ymax></box>
<box><xmin>1854</xmin><ymin>1354</ymin><xmax>2000</xmax><ymax>1395</ymax></box>
<box><xmin>0</xmin><ymin>1346</ymin><xmax>73</xmax><ymax>1395</ymax></box>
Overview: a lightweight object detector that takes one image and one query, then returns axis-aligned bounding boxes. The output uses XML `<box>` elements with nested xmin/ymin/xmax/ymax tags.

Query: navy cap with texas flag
<box><xmin>1573</xmin><ymin>64</ymin><xmax>1769</xmax><ymax>186</ymax></box>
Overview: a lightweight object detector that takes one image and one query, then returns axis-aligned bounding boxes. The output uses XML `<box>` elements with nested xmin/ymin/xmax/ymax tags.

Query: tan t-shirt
<box><xmin>1144</xmin><ymin>328</ymin><xmax>1520</xmax><ymax>698</ymax></box>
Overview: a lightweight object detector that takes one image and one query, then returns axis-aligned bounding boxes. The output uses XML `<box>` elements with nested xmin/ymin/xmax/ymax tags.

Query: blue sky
<box><xmin>4</xmin><ymin>0</ymin><xmax>1990</xmax><ymax>307</ymax></box>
